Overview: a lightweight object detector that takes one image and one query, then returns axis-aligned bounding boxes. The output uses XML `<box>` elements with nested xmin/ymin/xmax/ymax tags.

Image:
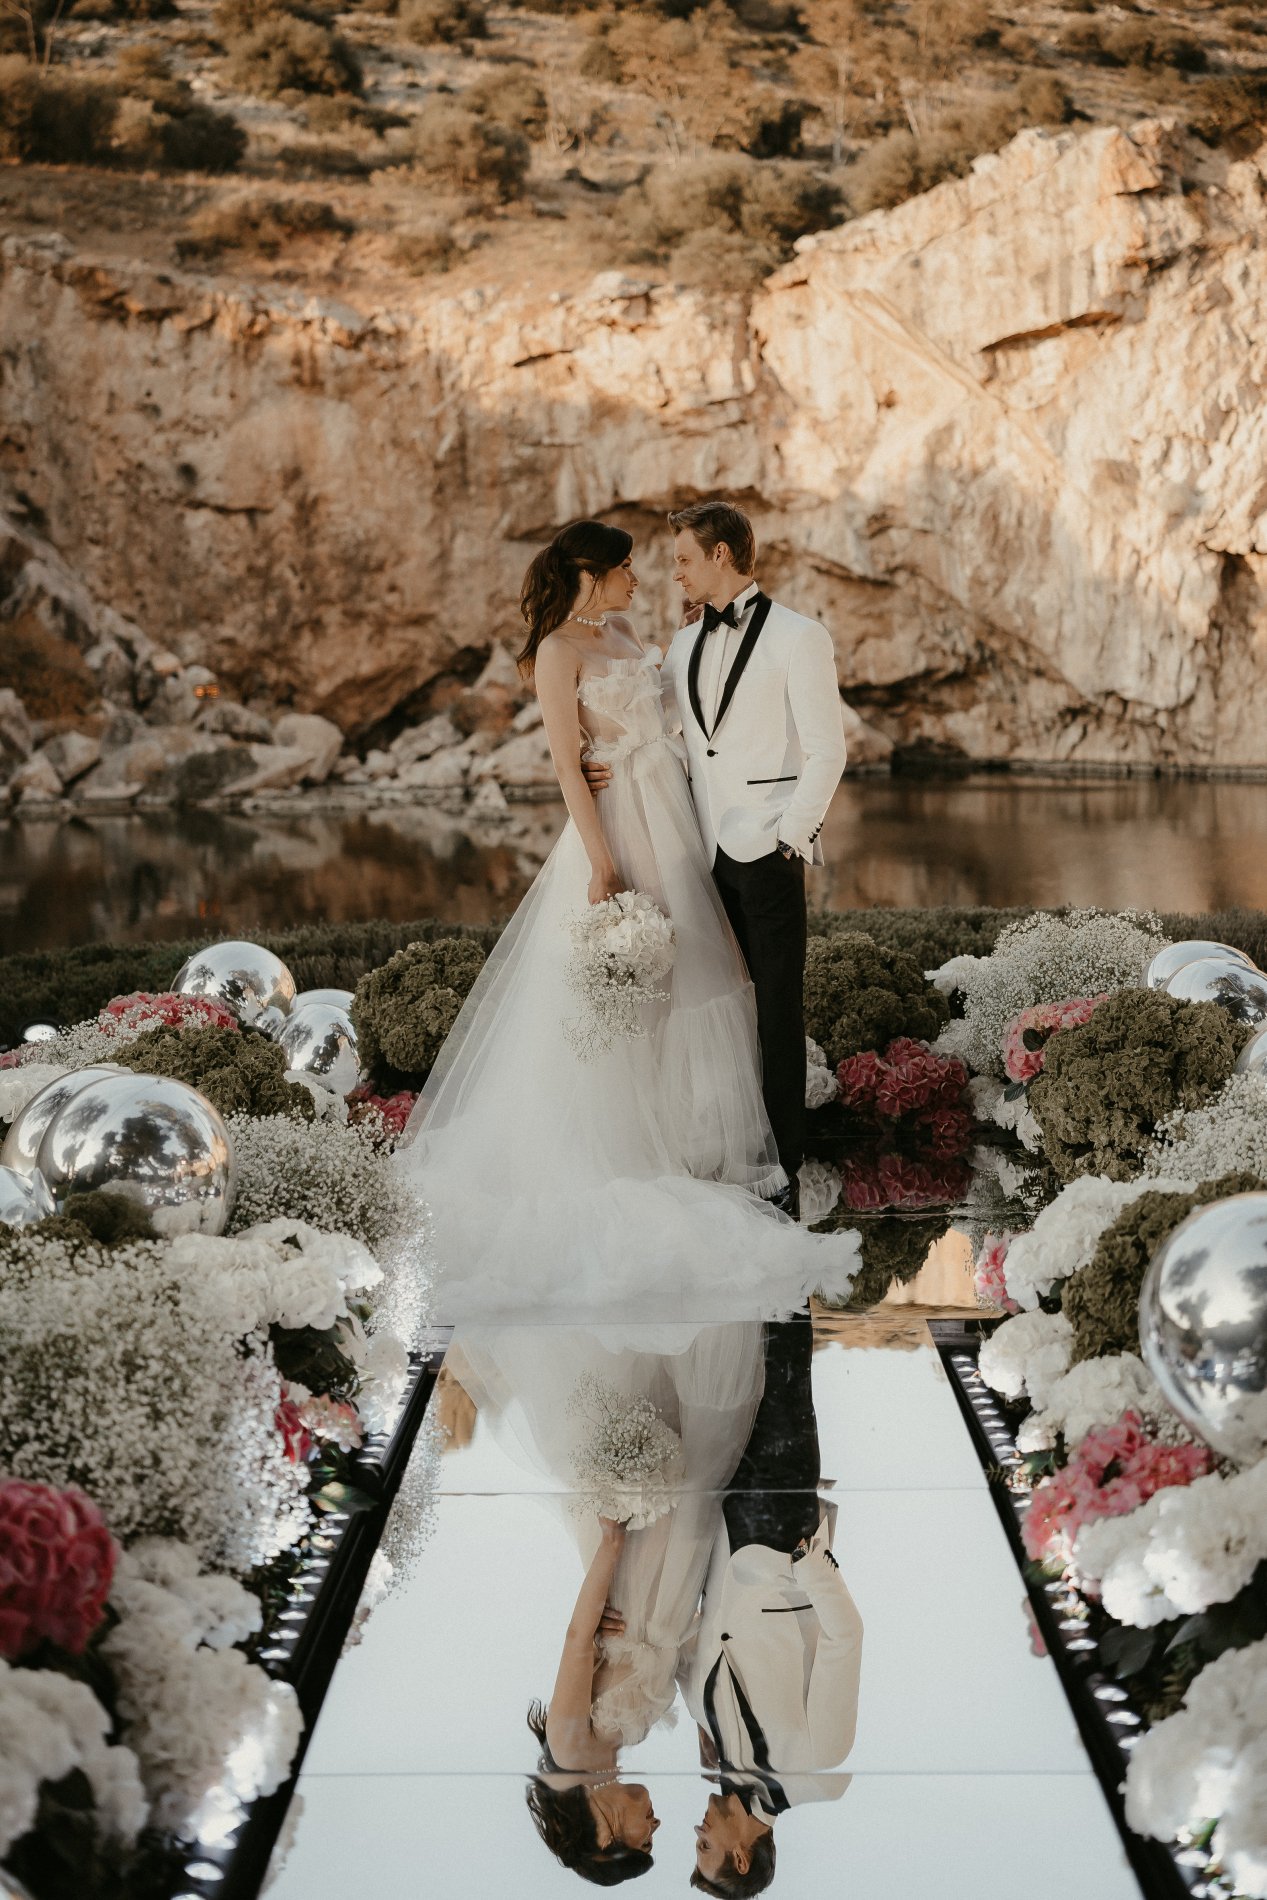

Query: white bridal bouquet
<box><xmin>564</xmin><ymin>890</ymin><xmax>677</xmax><ymax>1059</ymax></box>
<box><xmin>568</xmin><ymin>1374</ymin><xmax>685</xmax><ymax>1530</ymax></box>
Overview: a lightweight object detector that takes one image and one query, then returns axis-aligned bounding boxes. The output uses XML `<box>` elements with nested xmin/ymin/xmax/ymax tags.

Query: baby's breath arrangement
<box><xmin>226</xmin><ymin>1110</ymin><xmax>422</xmax><ymax>1249</ymax></box>
<box><xmin>564</xmin><ymin>892</ymin><xmax>677</xmax><ymax>1060</ymax></box>
<box><xmin>567</xmin><ymin>1373</ymin><xmax>684</xmax><ymax>1529</ymax></box>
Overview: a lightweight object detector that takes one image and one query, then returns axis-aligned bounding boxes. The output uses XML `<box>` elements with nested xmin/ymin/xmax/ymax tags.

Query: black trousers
<box><xmin>724</xmin><ymin>1314</ymin><xmax>821</xmax><ymax>1554</ymax></box>
<box><xmin>712</xmin><ymin>843</ymin><xmax>808</xmax><ymax>1180</ymax></box>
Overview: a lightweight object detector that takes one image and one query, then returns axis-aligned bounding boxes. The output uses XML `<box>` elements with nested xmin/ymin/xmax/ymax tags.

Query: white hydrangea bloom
<box><xmin>1125</xmin><ymin>1638</ymin><xmax>1267</xmax><ymax>1897</ymax></box>
<box><xmin>1017</xmin><ymin>1352</ymin><xmax>1165</xmax><ymax>1453</ymax></box>
<box><xmin>0</xmin><ymin>1658</ymin><xmax>147</xmax><ymax>1856</ymax></box>
<box><xmin>930</xmin><ymin>908</ymin><xmax>1166</xmax><ymax>1078</ymax></box>
<box><xmin>1146</xmin><ymin>1072</ymin><xmax>1267</xmax><ymax>1183</ymax></box>
<box><xmin>339</xmin><ymin>1309</ymin><xmax>410</xmax><ymax>1435</ymax></box>
<box><xmin>978</xmin><ymin>1308</ymin><xmax>1072</xmax><ymax>1405</ymax></box>
<box><xmin>1073</xmin><ymin>1458</ymin><xmax>1267</xmax><ymax>1626</ymax></box>
<box><xmin>1001</xmin><ymin>1173</ymin><xmax>1194</xmax><ymax>1312</ymax></box>
<box><xmin>798</xmin><ymin>1157</ymin><xmax>841</xmax><ymax>1227</ymax></box>
<box><xmin>805</xmin><ymin>1037</ymin><xmax>838</xmax><ymax>1109</ymax></box>
<box><xmin>0</xmin><ymin>1062</ymin><xmax>65</xmax><ymax>1125</ymax></box>
<box><xmin>967</xmin><ymin>1074</ymin><xmax>1043</xmax><ymax>1152</ymax></box>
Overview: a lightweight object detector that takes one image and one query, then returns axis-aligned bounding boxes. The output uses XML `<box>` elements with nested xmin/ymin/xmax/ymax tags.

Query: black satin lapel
<box><xmin>712</xmin><ymin>592</ymin><xmax>772</xmax><ymax>737</ymax></box>
<box><xmin>687</xmin><ymin>621</ymin><xmax>712</xmax><ymax>738</ymax></box>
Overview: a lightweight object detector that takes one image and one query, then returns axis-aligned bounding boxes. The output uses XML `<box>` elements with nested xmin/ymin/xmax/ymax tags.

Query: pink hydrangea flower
<box><xmin>299</xmin><ymin>1394</ymin><xmax>363</xmax><ymax>1453</ymax></box>
<box><xmin>348</xmin><ymin>1088</ymin><xmax>417</xmax><ymax>1140</ymax></box>
<box><xmin>100</xmin><ymin>991</ymin><xmax>240</xmax><ymax>1036</ymax></box>
<box><xmin>838</xmin><ymin>1038</ymin><xmax>969</xmax><ymax>1118</ymax></box>
<box><xmin>275</xmin><ymin>1395</ymin><xmax>315</xmax><ymax>1465</ymax></box>
<box><xmin>1002</xmin><ymin>994</ymin><xmax>1109</xmax><ymax>1084</ymax></box>
<box><xmin>0</xmin><ymin>1480</ymin><xmax>118</xmax><ymax>1660</ymax></box>
<box><xmin>1021</xmin><ymin>1410</ymin><xmax>1213</xmax><ymax>1566</ymax></box>
<box><xmin>841</xmin><ymin>1149</ymin><xmax>972</xmax><ymax>1212</ymax></box>
<box><xmin>974</xmin><ymin>1233</ymin><xmax>1019</xmax><ymax>1314</ymax></box>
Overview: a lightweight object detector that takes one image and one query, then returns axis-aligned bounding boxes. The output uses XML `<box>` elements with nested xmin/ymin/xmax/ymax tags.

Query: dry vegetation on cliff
<box><xmin>0</xmin><ymin>0</ymin><xmax>1263</xmax><ymax>301</ymax></box>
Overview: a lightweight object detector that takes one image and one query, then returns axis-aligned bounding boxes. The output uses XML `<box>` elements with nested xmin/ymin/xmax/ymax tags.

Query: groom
<box><xmin>583</xmin><ymin>501</ymin><xmax>848</xmax><ymax>1217</ymax></box>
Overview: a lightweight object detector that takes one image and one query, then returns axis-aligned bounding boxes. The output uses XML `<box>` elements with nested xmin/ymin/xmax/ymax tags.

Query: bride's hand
<box><xmin>588</xmin><ymin>862</ymin><xmax>623</xmax><ymax>906</ymax></box>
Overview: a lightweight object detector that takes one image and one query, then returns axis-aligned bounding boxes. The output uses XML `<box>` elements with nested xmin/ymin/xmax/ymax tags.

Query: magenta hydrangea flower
<box><xmin>1021</xmin><ymin>1410</ymin><xmax>1213</xmax><ymax>1566</ymax></box>
<box><xmin>1002</xmin><ymin>994</ymin><xmax>1109</xmax><ymax>1084</ymax></box>
<box><xmin>974</xmin><ymin>1233</ymin><xmax>1020</xmax><ymax>1314</ymax></box>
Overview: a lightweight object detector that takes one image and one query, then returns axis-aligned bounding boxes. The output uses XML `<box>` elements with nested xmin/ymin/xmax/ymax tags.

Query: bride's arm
<box><xmin>545</xmin><ymin>1518</ymin><xmax>627</xmax><ymax>1763</ymax></box>
<box><xmin>534</xmin><ymin>637</ymin><xmax>621</xmax><ymax>904</ymax></box>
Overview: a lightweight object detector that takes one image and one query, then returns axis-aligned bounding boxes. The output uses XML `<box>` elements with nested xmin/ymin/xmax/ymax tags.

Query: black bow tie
<box><xmin>701</xmin><ymin>600</ymin><xmax>740</xmax><ymax>634</ymax></box>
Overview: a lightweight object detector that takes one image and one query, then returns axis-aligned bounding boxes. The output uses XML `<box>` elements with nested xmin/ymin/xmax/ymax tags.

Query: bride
<box><xmin>395</xmin><ymin>519</ymin><xmax>858</xmax><ymax>1326</ymax></box>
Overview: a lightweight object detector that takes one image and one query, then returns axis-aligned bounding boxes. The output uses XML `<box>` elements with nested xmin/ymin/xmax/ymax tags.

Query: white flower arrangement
<box><xmin>1016</xmin><ymin>1352</ymin><xmax>1166</xmax><ymax>1454</ymax></box>
<box><xmin>798</xmin><ymin>1156</ymin><xmax>842</xmax><ymax>1227</ymax></box>
<box><xmin>226</xmin><ymin>1110</ymin><xmax>422</xmax><ymax>1251</ymax></box>
<box><xmin>0</xmin><ymin>1061</ymin><xmax>65</xmax><ymax>1125</ymax></box>
<box><xmin>978</xmin><ymin>1308</ymin><xmax>1072</xmax><ymax>1406</ymax></box>
<box><xmin>931</xmin><ymin>908</ymin><xmax>1166</xmax><ymax>1079</ymax></box>
<box><xmin>1146</xmin><ymin>1071</ymin><xmax>1267</xmax><ymax>1183</ymax></box>
<box><xmin>999</xmin><ymin>1173</ymin><xmax>1194</xmax><ymax>1312</ymax></box>
<box><xmin>568</xmin><ymin>1373</ymin><xmax>685</xmax><ymax>1529</ymax></box>
<box><xmin>336</xmin><ymin>1309</ymin><xmax>410</xmax><ymax>1436</ymax></box>
<box><xmin>0</xmin><ymin>1225</ymin><xmax>311</xmax><ymax>1573</ymax></box>
<box><xmin>1124</xmin><ymin>1638</ymin><xmax>1267</xmax><ymax>1899</ymax></box>
<box><xmin>1072</xmin><ymin>1457</ymin><xmax>1267</xmax><ymax>1627</ymax></box>
<box><xmin>103</xmin><ymin>1539</ymin><xmax>302</xmax><ymax>1846</ymax></box>
<box><xmin>0</xmin><ymin>1657</ymin><xmax>147</xmax><ymax>1858</ymax></box>
<box><xmin>805</xmin><ymin>1036</ymin><xmax>838</xmax><ymax>1110</ymax></box>
<box><xmin>564</xmin><ymin>890</ymin><xmax>677</xmax><ymax>1059</ymax></box>
<box><xmin>967</xmin><ymin>1075</ymin><xmax>1044</xmax><ymax>1152</ymax></box>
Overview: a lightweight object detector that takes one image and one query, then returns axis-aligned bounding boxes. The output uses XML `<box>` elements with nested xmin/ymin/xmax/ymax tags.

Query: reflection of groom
<box><xmin>582</xmin><ymin>501</ymin><xmax>848</xmax><ymax>1217</ymax></box>
<box><xmin>678</xmin><ymin>1316</ymin><xmax>863</xmax><ymax>1896</ymax></box>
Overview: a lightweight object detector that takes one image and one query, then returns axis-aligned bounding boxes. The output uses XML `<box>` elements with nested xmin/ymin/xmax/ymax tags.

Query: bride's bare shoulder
<box><xmin>535</xmin><ymin>629</ymin><xmax>583</xmax><ymax>673</ymax></box>
<box><xmin>607</xmin><ymin>614</ymin><xmax>655</xmax><ymax>660</ymax></box>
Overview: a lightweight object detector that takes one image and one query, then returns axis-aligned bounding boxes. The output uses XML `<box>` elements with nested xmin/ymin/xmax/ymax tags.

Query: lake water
<box><xmin>5</xmin><ymin>775</ymin><xmax>1267</xmax><ymax>955</ymax></box>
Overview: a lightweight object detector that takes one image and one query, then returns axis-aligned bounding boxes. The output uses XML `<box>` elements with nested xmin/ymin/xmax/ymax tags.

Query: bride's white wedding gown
<box><xmin>395</xmin><ymin>642</ymin><xmax>858</xmax><ymax>1327</ymax></box>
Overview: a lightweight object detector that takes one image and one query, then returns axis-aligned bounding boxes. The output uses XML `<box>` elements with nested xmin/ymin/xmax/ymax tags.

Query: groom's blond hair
<box><xmin>668</xmin><ymin>501</ymin><xmax>757</xmax><ymax>578</ymax></box>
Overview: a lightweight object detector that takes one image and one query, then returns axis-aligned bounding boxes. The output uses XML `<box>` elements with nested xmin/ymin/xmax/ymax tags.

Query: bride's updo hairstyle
<box><xmin>524</xmin><ymin>1702</ymin><xmax>654</xmax><ymax>1885</ymax></box>
<box><xmin>518</xmin><ymin>520</ymin><xmax>634</xmax><ymax>677</ymax></box>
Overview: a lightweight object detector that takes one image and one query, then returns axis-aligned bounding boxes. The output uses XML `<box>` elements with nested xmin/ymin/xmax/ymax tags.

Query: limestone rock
<box><xmin>272</xmin><ymin>711</ymin><xmax>344</xmax><ymax>785</ymax></box>
<box><xmin>397</xmin><ymin>743</ymin><xmax>474</xmax><ymax>790</ymax></box>
<box><xmin>234</xmin><ymin>743</ymin><xmax>315</xmax><ymax>793</ymax></box>
<box><xmin>9</xmin><ymin>751</ymin><xmax>63</xmax><ymax>803</ymax></box>
<box><xmin>470</xmin><ymin>776</ymin><xmax>510</xmax><ymax>815</ymax></box>
<box><xmin>0</xmin><ymin>690</ymin><xmax>33</xmax><ymax>769</ymax></box>
<box><xmin>841</xmin><ymin>701</ymin><xmax>893</xmax><ymax>768</ymax></box>
<box><xmin>391</xmin><ymin>714</ymin><xmax>462</xmax><ymax>767</ymax></box>
<box><xmin>79</xmin><ymin>726</ymin><xmax>218</xmax><ymax>795</ymax></box>
<box><xmin>198</xmin><ymin>697</ymin><xmax>275</xmax><ymax>743</ymax></box>
<box><xmin>43</xmin><ymin>729</ymin><xmax>101</xmax><ymax>785</ymax></box>
<box><xmin>145</xmin><ymin>741</ymin><xmax>257</xmax><ymax>805</ymax></box>
<box><xmin>473</xmin><ymin>727</ymin><xmax>555</xmax><ymax>789</ymax></box>
<box><xmin>147</xmin><ymin>674</ymin><xmax>201</xmax><ymax>727</ymax></box>
<box><xmin>512</xmin><ymin>700</ymin><xmax>544</xmax><ymax>734</ymax></box>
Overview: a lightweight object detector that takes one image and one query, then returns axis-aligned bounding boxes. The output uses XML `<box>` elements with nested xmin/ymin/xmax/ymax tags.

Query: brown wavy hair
<box><xmin>525</xmin><ymin>1701</ymin><xmax>654</xmax><ymax>1886</ymax></box>
<box><xmin>518</xmin><ymin>521</ymin><xmax>634</xmax><ymax>676</ymax></box>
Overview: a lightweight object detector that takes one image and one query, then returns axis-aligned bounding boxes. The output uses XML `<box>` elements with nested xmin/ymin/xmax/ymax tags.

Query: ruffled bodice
<box><xmin>578</xmin><ymin>646</ymin><xmax>682</xmax><ymax>771</ymax></box>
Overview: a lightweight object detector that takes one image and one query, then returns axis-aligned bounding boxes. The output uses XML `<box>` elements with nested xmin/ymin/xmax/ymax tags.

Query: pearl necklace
<box><xmin>573</xmin><ymin>612</ymin><xmax>608</xmax><ymax>628</ymax></box>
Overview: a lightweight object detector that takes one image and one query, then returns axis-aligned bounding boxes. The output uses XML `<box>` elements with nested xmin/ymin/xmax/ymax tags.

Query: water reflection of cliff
<box><xmin>7</xmin><ymin>776</ymin><xmax>1267</xmax><ymax>954</ymax></box>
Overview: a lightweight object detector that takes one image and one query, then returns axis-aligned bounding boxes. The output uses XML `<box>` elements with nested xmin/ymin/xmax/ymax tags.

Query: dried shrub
<box><xmin>1062</xmin><ymin>1171</ymin><xmax>1267</xmax><ymax>1364</ymax></box>
<box><xmin>0</xmin><ymin>612</ymin><xmax>100</xmax><ymax>724</ymax></box>
<box><xmin>110</xmin><ymin>1023</ymin><xmax>317</xmax><ymax>1121</ymax></box>
<box><xmin>223</xmin><ymin>12</ymin><xmax>363</xmax><ymax>97</ymax></box>
<box><xmin>803</xmin><ymin>932</ymin><xmax>950</xmax><ymax>1066</ymax></box>
<box><xmin>0</xmin><ymin>58</ymin><xmax>118</xmax><ymax>163</ymax></box>
<box><xmin>846</xmin><ymin>77</ymin><xmax>1070</xmax><ymax>215</ymax></box>
<box><xmin>622</xmin><ymin>153</ymin><xmax>841</xmax><ymax>285</ymax></box>
<box><xmin>402</xmin><ymin>97</ymin><xmax>530</xmax><ymax>201</ymax></box>
<box><xmin>177</xmin><ymin>192</ymin><xmax>351</xmax><ymax>257</ymax></box>
<box><xmin>1028</xmin><ymin>989</ymin><xmax>1248</xmax><ymax>1184</ymax></box>
<box><xmin>465</xmin><ymin>67</ymin><xmax>548</xmax><ymax>135</ymax></box>
<box><xmin>808</xmin><ymin>904</ymin><xmax>1028</xmax><ymax>973</ymax></box>
<box><xmin>1103</xmin><ymin>19</ymin><xmax>1208</xmax><ymax>72</ymax></box>
<box><xmin>398</xmin><ymin>0</ymin><xmax>488</xmax><ymax>42</ymax></box>
<box><xmin>391</xmin><ymin>220</ymin><xmax>458</xmax><ymax>274</ymax></box>
<box><xmin>351</xmin><ymin>937</ymin><xmax>487</xmax><ymax>1078</ymax></box>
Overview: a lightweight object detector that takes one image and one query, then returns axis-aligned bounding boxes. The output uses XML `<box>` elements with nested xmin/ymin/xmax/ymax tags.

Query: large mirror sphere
<box><xmin>1</xmin><ymin>1064</ymin><xmax>130</xmax><ymax>1178</ymax></box>
<box><xmin>172</xmin><ymin>940</ymin><xmax>296</xmax><ymax>1026</ymax></box>
<box><xmin>1235</xmin><ymin>1027</ymin><xmax>1267</xmax><ymax>1077</ymax></box>
<box><xmin>1140</xmin><ymin>1192</ymin><xmax>1267</xmax><ymax>1463</ymax></box>
<box><xmin>1164</xmin><ymin>956</ymin><xmax>1267</xmax><ymax>1025</ymax></box>
<box><xmin>293</xmin><ymin>987</ymin><xmax>355</xmax><ymax>1012</ymax></box>
<box><xmin>0</xmin><ymin>1164</ymin><xmax>55</xmax><ymax>1229</ymax></box>
<box><xmin>1146</xmin><ymin>940</ymin><xmax>1257</xmax><ymax>990</ymax></box>
<box><xmin>278</xmin><ymin>1003</ymin><xmax>361</xmax><ymax>1096</ymax></box>
<box><xmin>36</xmin><ymin>1073</ymin><xmax>236</xmax><ymax>1237</ymax></box>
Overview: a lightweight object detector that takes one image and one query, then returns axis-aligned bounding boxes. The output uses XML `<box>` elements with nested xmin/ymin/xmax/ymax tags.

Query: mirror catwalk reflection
<box><xmin>266</xmin><ymin>1287</ymin><xmax>1143</xmax><ymax>1899</ymax></box>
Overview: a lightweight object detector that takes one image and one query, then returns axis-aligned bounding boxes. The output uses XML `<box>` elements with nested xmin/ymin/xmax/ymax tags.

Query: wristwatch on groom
<box><xmin>776</xmin><ymin>840</ymin><xmax>799</xmax><ymax>861</ymax></box>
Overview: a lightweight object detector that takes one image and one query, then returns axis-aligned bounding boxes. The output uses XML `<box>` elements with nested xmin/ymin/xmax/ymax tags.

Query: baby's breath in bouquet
<box><xmin>564</xmin><ymin>891</ymin><xmax>677</xmax><ymax>1060</ymax></box>
<box><xmin>567</xmin><ymin>1374</ymin><xmax>685</xmax><ymax>1530</ymax></box>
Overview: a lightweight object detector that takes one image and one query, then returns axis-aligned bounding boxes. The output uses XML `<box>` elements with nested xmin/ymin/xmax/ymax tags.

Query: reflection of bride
<box><xmin>445</xmin><ymin>1323</ymin><xmax>766</xmax><ymax>1877</ymax></box>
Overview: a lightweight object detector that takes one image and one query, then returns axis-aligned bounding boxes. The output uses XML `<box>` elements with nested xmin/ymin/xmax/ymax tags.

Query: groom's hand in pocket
<box><xmin>581</xmin><ymin>750</ymin><xmax>612</xmax><ymax>794</ymax></box>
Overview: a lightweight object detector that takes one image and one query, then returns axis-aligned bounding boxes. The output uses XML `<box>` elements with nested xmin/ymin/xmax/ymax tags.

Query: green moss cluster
<box><xmin>1063</xmin><ymin>1169</ymin><xmax>1267</xmax><ymax>1364</ymax></box>
<box><xmin>351</xmin><ymin>936</ymin><xmax>487</xmax><ymax>1078</ymax></box>
<box><xmin>803</xmin><ymin>931</ymin><xmax>949</xmax><ymax>1065</ymax></box>
<box><xmin>111</xmin><ymin>1024</ymin><xmax>316</xmax><ymax>1122</ymax></box>
<box><xmin>816</xmin><ymin>1213</ymin><xmax>949</xmax><ymax>1311</ymax></box>
<box><xmin>807</xmin><ymin>905</ymin><xmax>1029</xmax><ymax>974</ymax></box>
<box><xmin>1028</xmin><ymin>989</ymin><xmax>1247</xmax><ymax>1183</ymax></box>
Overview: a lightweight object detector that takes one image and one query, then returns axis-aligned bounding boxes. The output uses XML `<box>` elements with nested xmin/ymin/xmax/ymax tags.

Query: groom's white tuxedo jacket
<box><xmin>661</xmin><ymin>586</ymin><xmax>848</xmax><ymax>867</ymax></box>
<box><xmin>678</xmin><ymin>1506</ymin><xmax>863</xmax><ymax>1788</ymax></box>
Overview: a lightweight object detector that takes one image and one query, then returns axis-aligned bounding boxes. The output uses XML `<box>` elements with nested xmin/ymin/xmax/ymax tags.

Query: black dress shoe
<box><xmin>769</xmin><ymin>1179</ymin><xmax>801</xmax><ymax>1222</ymax></box>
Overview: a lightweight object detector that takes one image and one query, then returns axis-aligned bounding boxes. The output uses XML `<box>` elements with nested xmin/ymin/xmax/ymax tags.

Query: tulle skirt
<box><xmin>395</xmin><ymin>736</ymin><xmax>859</xmax><ymax>1328</ymax></box>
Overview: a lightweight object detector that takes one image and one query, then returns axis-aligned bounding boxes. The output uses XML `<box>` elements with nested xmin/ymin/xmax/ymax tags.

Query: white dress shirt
<box><xmin>700</xmin><ymin>581</ymin><xmax>761</xmax><ymax>733</ymax></box>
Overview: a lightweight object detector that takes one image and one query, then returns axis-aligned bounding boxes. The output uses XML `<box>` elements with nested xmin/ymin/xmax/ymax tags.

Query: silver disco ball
<box><xmin>1146</xmin><ymin>940</ymin><xmax>1256</xmax><ymax>990</ymax></box>
<box><xmin>1235</xmin><ymin>1028</ymin><xmax>1267</xmax><ymax>1077</ymax></box>
<box><xmin>293</xmin><ymin>987</ymin><xmax>355</xmax><ymax>1012</ymax></box>
<box><xmin>36</xmin><ymin>1073</ymin><xmax>236</xmax><ymax>1237</ymax></box>
<box><xmin>278</xmin><ymin>1002</ymin><xmax>361</xmax><ymax>1096</ymax></box>
<box><xmin>171</xmin><ymin>940</ymin><xmax>296</xmax><ymax>1026</ymax></box>
<box><xmin>1165</xmin><ymin>956</ymin><xmax>1267</xmax><ymax>1026</ymax></box>
<box><xmin>0</xmin><ymin>1164</ymin><xmax>55</xmax><ymax>1229</ymax></box>
<box><xmin>0</xmin><ymin>1065</ymin><xmax>130</xmax><ymax>1178</ymax></box>
<box><xmin>1141</xmin><ymin>1192</ymin><xmax>1267</xmax><ymax>1463</ymax></box>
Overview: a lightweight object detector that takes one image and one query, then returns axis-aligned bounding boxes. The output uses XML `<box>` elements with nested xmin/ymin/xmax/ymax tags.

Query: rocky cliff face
<box><xmin>2</xmin><ymin>117</ymin><xmax>1266</xmax><ymax>767</ymax></box>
